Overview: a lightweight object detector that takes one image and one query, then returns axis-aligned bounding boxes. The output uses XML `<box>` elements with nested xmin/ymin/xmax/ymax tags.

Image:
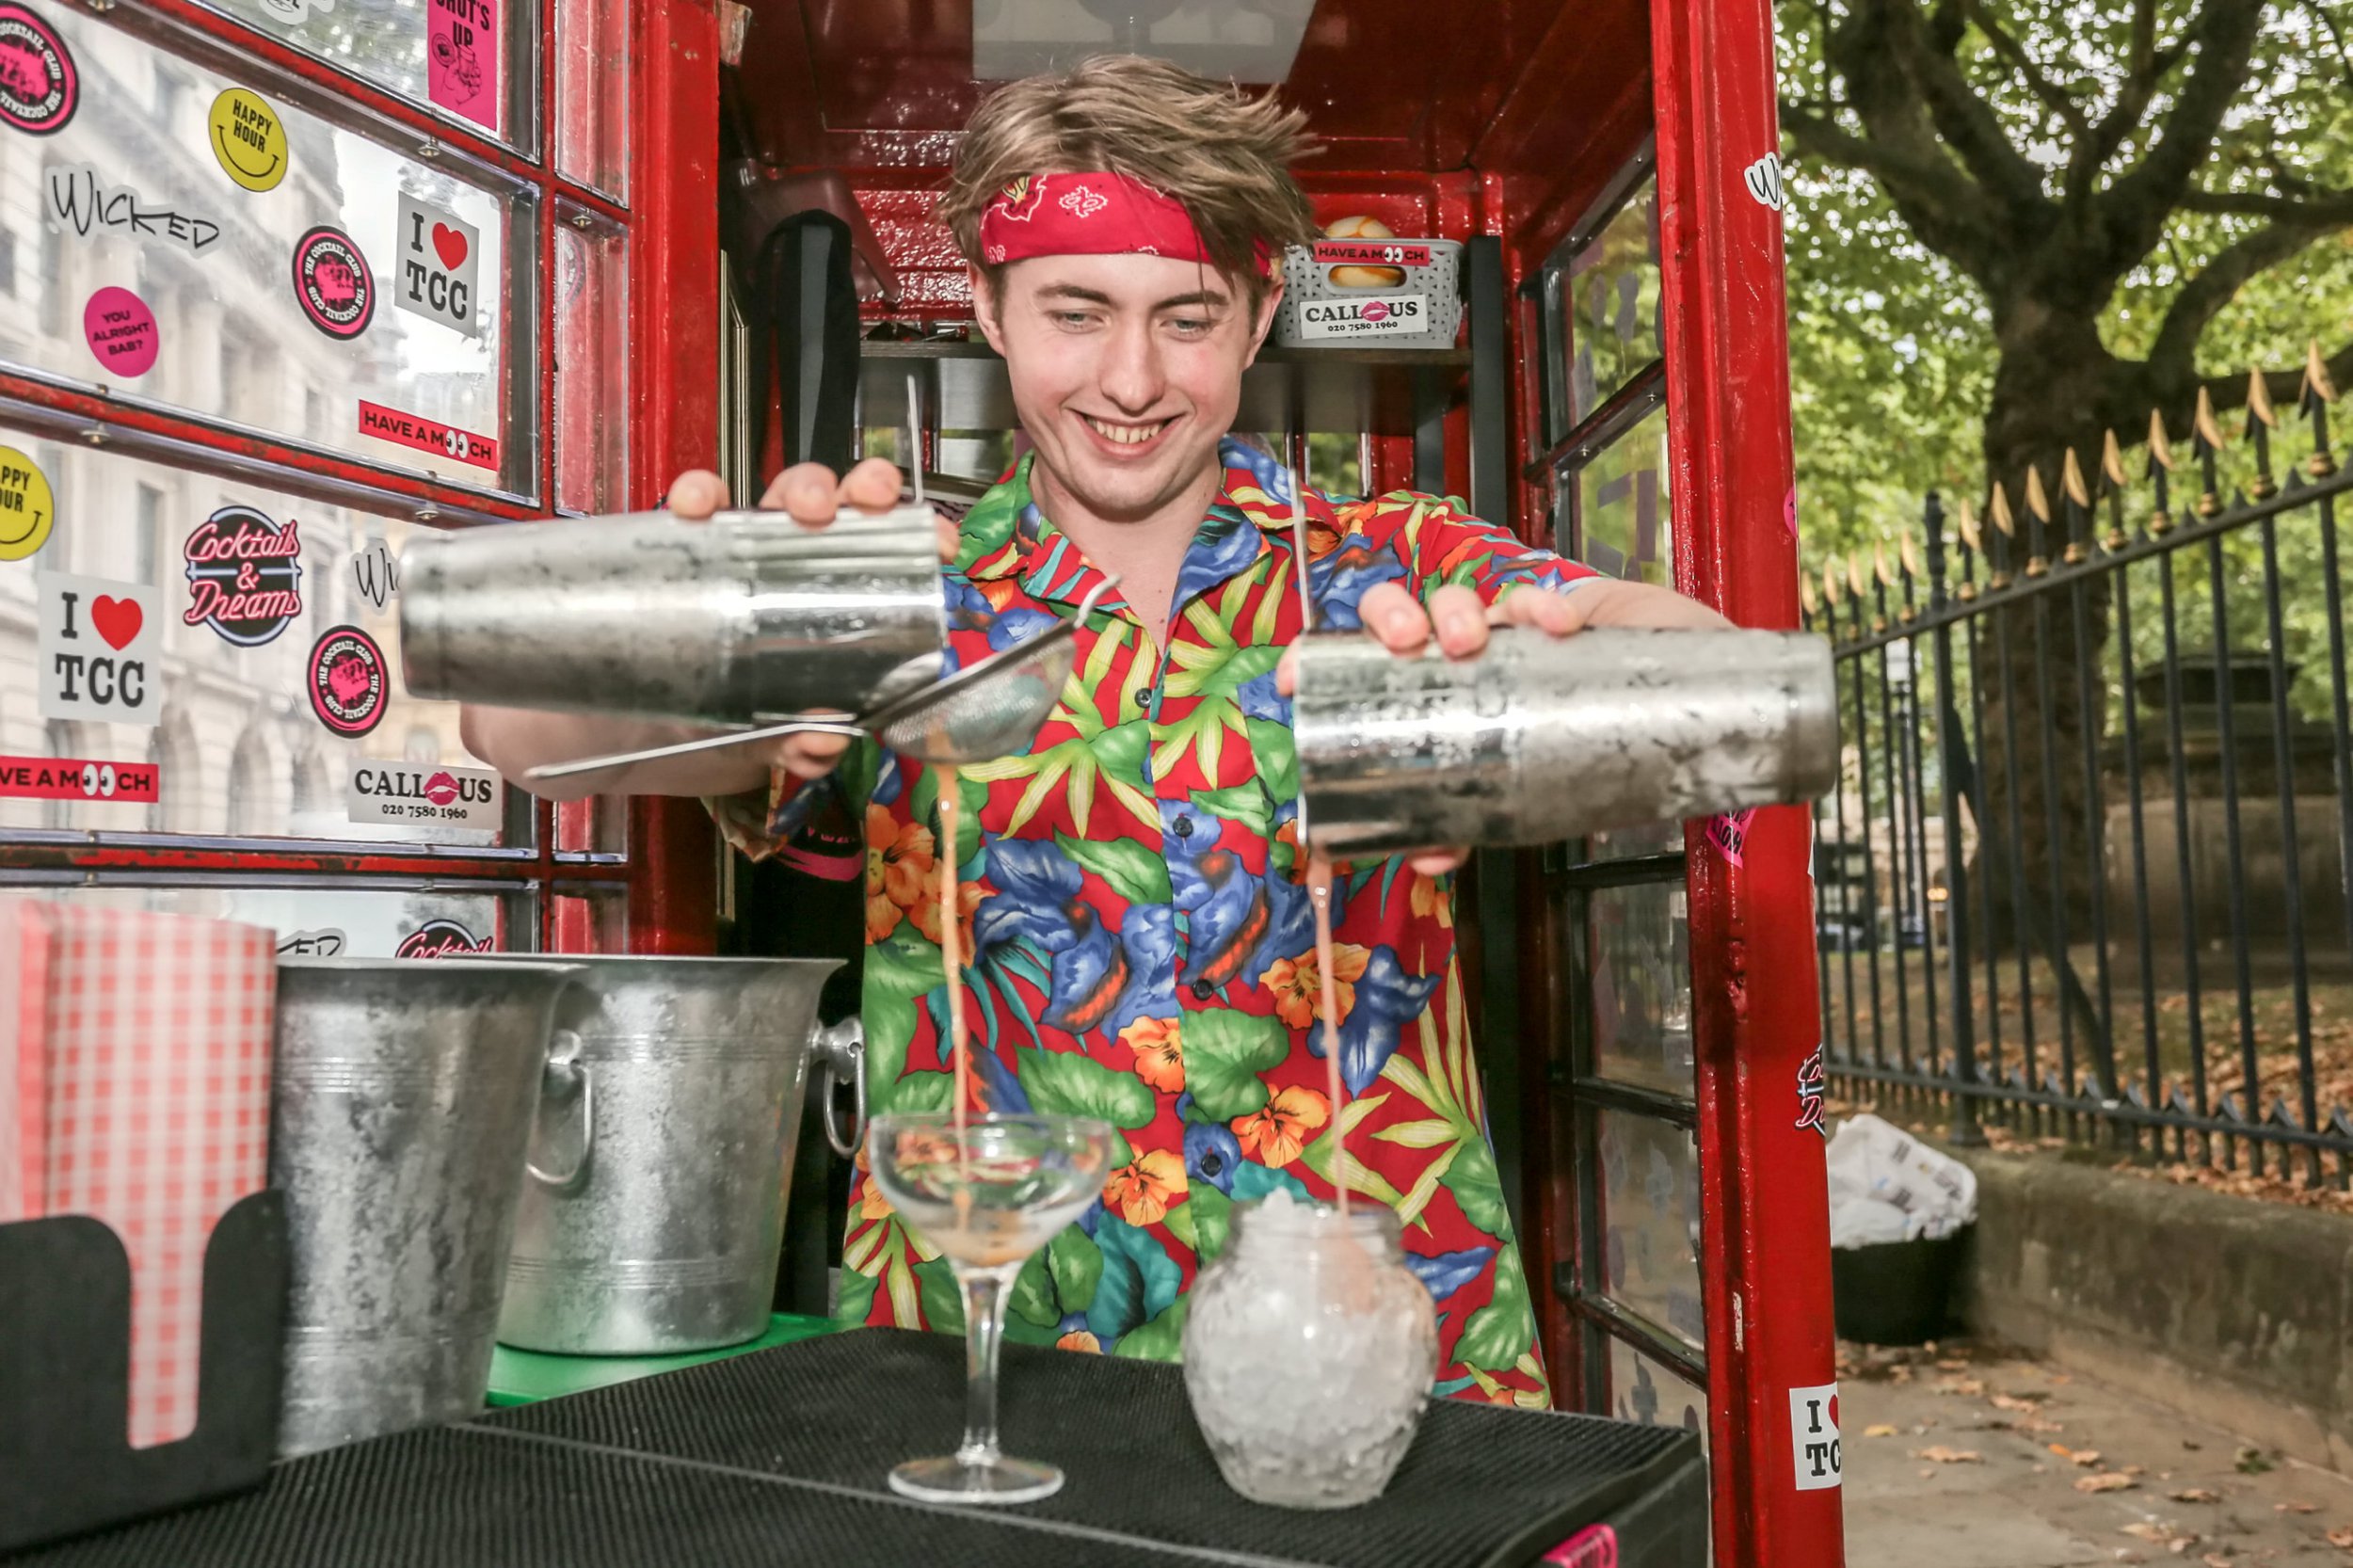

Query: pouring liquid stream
<box><xmin>937</xmin><ymin>772</ymin><xmax>975</xmax><ymax>1236</ymax></box>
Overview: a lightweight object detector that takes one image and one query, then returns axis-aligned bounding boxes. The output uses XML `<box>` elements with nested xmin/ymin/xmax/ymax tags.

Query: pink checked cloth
<box><xmin>1</xmin><ymin>900</ymin><xmax>276</xmax><ymax>1448</ymax></box>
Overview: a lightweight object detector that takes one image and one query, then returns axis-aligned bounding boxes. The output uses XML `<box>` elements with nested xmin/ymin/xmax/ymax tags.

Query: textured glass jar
<box><xmin>1181</xmin><ymin>1192</ymin><xmax>1440</xmax><ymax>1508</ymax></box>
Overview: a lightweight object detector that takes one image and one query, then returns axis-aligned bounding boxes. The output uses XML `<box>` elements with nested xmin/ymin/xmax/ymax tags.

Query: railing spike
<box><xmin>2100</xmin><ymin>428</ymin><xmax>2129</xmax><ymax>488</ymax></box>
<box><xmin>1821</xmin><ymin>558</ymin><xmax>1843</xmax><ymax>606</ymax></box>
<box><xmin>2024</xmin><ymin>465</ymin><xmax>2053</xmax><ymax>522</ymax></box>
<box><xmin>2303</xmin><ymin>340</ymin><xmax>2339</xmax><ymax>409</ymax></box>
<box><xmin>2061</xmin><ymin>446</ymin><xmax>2091</xmax><ymax>508</ymax></box>
<box><xmin>2246</xmin><ymin>367</ymin><xmax>2280</xmax><ymax>430</ymax></box>
<box><xmin>1800</xmin><ymin>573</ymin><xmax>1820</xmax><ymax>616</ymax></box>
<box><xmin>1990</xmin><ymin>481</ymin><xmax>2016</xmax><ymax>534</ymax></box>
<box><xmin>2193</xmin><ymin>386</ymin><xmax>2226</xmax><ymax>453</ymax></box>
<box><xmin>1846</xmin><ymin>551</ymin><xmax>1867</xmax><ymax>599</ymax></box>
<box><xmin>1898</xmin><ymin>530</ymin><xmax>1921</xmax><ymax>580</ymax></box>
<box><xmin>2147</xmin><ymin>409</ymin><xmax>2177</xmax><ymax>472</ymax></box>
<box><xmin>1955</xmin><ymin>495</ymin><xmax>1982</xmax><ymax>552</ymax></box>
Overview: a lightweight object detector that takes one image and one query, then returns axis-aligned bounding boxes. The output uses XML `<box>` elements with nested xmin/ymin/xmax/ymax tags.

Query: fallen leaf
<box><xmin>1865</xmin><ymin>1424</ymin><xmax>1898</xmax><ymax>1438</ymax></box>
<box><xmin>2327</xmin><ymin>1525</ymin><xmax>2353</xmax><ymax>1548</ymax></box>
<box><xmin>2201</xmin><ymin>1553</ymin><xmax>2233</xmax><ymax>1566</ymax></box>
<box><xmin>1916</xmin><ymin>1466</ymin><xmax>1935</xmax><ymax>1479</ymax></box>
<box><xmin>2050</xmin><ymin>1443</ymin><xmax>2077</xmax><ymax>1458</ymax></box>
<box><xmin>2171</xmin><ymin>1489</ymin><xmax>2222</xmax><ymax>1503</ymax></box>
<box><xmin>1991</xmin><ymin>1393</ymin><xmax>2045</xmax><ymax>1413</ymax></box>
<box><xmin>2076</xmin><ymin>1473</ymin><xmax>2137</xmax><ymax>1493</ymax></box>
<box><xmin>2073</xmin><ymin>1449</ymin><xmax>2105</xmax><ymax>1466</ymax></box>
<box><xmin>1916</xmin><ymin>1446</ymin><xmax>1982</xmax><ymax>1464</ymax></box>
<box><xmin>2282</xmin><ymin>1501</ymin><xmax>2319</xmax><ymax>1513</ymax></box>
<box><xmin>1932</xmin><ymin>1377</ymin><xmax>1986</xmax><ymax>1396</ymax></box>
<box><xmin>2125</xmin><ymin>1464</ymin><xmax>2148</xmax><ymax>1477</ymax></box>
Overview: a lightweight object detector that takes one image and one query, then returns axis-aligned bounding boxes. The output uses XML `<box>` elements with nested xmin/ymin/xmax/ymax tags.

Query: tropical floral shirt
<box><xmin>713</xmin><ymin>437</ymin><xmax>1596</xmax><ymax>1407</ymax></box>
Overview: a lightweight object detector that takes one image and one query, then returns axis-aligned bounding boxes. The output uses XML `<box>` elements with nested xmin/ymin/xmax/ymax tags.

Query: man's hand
<box><xmin>1276</xmin><ymin>576</ymin><xmax>1732</xmax><ymax>874</ymax></box>
<box><xmin>663</xmin><ymin>459</ymin><xmax>962</xmax><ymax>784</ymax></box>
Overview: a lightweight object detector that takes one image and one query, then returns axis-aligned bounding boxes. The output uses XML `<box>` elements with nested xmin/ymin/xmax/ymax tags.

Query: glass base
<box><xmin>888</xmin><ymin>1453</ymin><xmax>1064</xmax><ymax>1506</ymax></box>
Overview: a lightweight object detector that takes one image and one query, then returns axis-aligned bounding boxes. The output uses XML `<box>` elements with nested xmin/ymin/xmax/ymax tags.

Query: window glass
<box><xmin>1586</xmin><ymin>879</ymin><xmax>1693</xmax><ymax>1092</ymax></box>
<box><xmin>554</xmin><ymin>0</ymin><xmax>629</xmax><ymax>200</ymax></box>
<box><xmin>0</xmin><ymin>3</ymin><xmax>535</xmax><ymax>494</ymax></box>
<box><xmin>1567</xmin><ymin>179</ymin><xmax>1662</xmax><ymax>427</ymax></box>
<box><xmin>1570</xmin><ymin>400</ymin><xmax>1672</xmax><ymax>587</ymax></box>
<box><xmin>0</xmin><ymin>419</ymin><xmax>517</xmax><ymax>849</ymax></box>
<box><xmin>1607</xmin><ymin>1335</ymin><xmax>1708</xmax><ymax>1452</ymax></box>
<box><xmin>553</xmin><ymin>209</ymin><xmax>627</xmax><ymax>514</ymax></box>
<box><xmin>197</xmin><ymin>0</ymin><xmax>532</xmax><ymax>147</ymax></box>
<box><xmin>28</xmin><ymin>881</ymin><xmax>522</xmax><ymax>955</ymax></box>
<box><xmin>1596</xmin><ymin>1109</ymin><xmax>1705</xmax><ymax>1351</ymax></box>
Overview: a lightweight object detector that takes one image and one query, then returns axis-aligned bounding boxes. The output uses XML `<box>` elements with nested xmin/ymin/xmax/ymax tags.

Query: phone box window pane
<box><xmin>553</xmin><ymin>216</ymin><xmax>628</xmax><ymax>514</ymax></box>
<box><xmin>1567</xmin><ymin>180</ymin><xmax>1662</xmax><ymax>428</ymax></box>
<box><xmin>198</xmin><ymin>0</ymin><xmax>534</xmax><ymax>149</ymax></box>
<box><xmin>555</xmin><ymin>0</ymin><xmax>630</xmax><ymax>200</ymax></box>
<box><xmin>1570</xmin><ymin>402</ymin><xmax>1672</xmax><ymax>587</ymax></box>
<box><xmin>1585</xmin><ymin>879</ymin><xmax>1694</xmax><ymax>1094</ymax></box>
<box><xmin>28</xmin><ymin>882</ymin><xmax>521</xmax><ymax>956</ymax></box>
<box><xmin>1606</xmin><ymin>1335</ymin><xmax>1709</xmax><ymax>1453</ymax></box>
<box><xmin>1595</xmin><ymin>1110</ymin><xmax>1705</xmax><ymax>1351</ymax></box>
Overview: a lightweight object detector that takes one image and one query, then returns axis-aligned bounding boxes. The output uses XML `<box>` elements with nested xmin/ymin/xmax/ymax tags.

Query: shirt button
<box><xmin>1174</xmin><ymin>814</ymin><xmax>1194</xmax><ymax>837</ymax></box>
<box><xmin>1134</xmin><ymin>685</ymin><xmax>1153</xmax><ymax>708</ymax></box>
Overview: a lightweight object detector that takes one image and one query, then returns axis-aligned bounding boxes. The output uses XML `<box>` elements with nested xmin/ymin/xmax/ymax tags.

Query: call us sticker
<box><xmin>307</xmin><ymin>624</ymin><xmax>388</xmax><ymax>737</ymax></box>
<box><xmin>0</xmin><ymin>4</ymin><xmax>78</xmax><ymax>136</ymax></box>
<box><xmin>292</xmin><ymin>226</ymin><xmax>374</xmax><ymax>339</ymax></box>
<box><xmin>0</xmin><ymin>444</ymin><xmax>56</xmax><ymax>562</ymax></box>
<box><xmin>209</xmin><ymin>88</ymin><xmax>290</xmax><ymax>193</ymax></box>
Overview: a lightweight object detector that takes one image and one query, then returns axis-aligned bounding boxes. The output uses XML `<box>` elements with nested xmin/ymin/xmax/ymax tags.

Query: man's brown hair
<box><xmin>938</xmin><ymin>55</ymin><xmax>1319</xmax><ymax>296</ymax></box>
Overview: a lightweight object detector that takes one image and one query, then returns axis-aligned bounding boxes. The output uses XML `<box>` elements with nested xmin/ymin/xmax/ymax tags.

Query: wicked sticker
<box><xmin>0</xmin><ymin>444</ymin><xmax>56</xmax><ymax>561</ymax></box>
<box><xmin>307</xmin><ymin>624</ymin><xmax>388</xmax><ymax>737</ymax></box>
<box><xmin>425</xmin><ymin>0</ymin><xmax>498</xmax><ymax>131</ymax></box>
<box><xmin>38</xmin><ymin>571</ymin><xmax>159</xmax><ymax>727</ymax></box>
<box><xmin>48</xmin><ymin>165</ymin><xmax>221</xmax><ymax>255</ymax></box>
<box><xmin>394</xmin><ymin>193</ymin><xmax>479</xmax><ymax>339</ymax></box>
<box><xmin>357</xmin><ymin>399</ymin><xmax>499</xmax><ymax>472</ymax></box>
<box><xmin>352</xmin><ymin>536</ymin><xmax>398</xmax><ymax>610</ymax></box>
<box><xmin>254</xmin><ymin>0</ymin><xmax>334</xmax><ymax>23</ymax></box>
<box><xmin>184</xmin><ymin>504</ymin><xmax>303</xmax><ymax>646</ymax></box>
<box><xmin>292</xmin><ymin>226</ymin><xmax>375</xmax><ymax>339</ymax></box>
<box><xmin>277</xmin><ymin>927</ymin><xmax>345</xmax><ymax>956</ymax></box>
<box><xmin>1795</xmin><ymin>1044</ymin><xmax>1827</xmax><ymax>1137</ymax></box>
<box><xmin>0</xmin><ymin>754</ymin><xmax>159</xmax><ymax>804</ymax></box>
<box><xmin>83</xmin><ymin>285</ymin><xmax>159</xmax><ymax>376</ymax></box>
<box><xmin>209</xmin><ymin>88</ymin><xmax>290</xmax><ymax>193</ymax></box>
<box><xmin>348</xmin><ymin>760</ymin><xmax>499</xmax><ymax>830</ymax></box>
<box><xmin>395</xmin><ymin>917</ymin><xmax>488</xmax><ymax>958</ymax></box>
<box><xmin>0</xmin><ymin>4</ymin><xmax>76</xmax><ymax>136</ymax></box>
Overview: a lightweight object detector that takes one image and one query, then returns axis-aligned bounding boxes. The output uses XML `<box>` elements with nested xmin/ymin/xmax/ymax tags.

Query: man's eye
<box><xmin>1171</xmin><ymin>317</ymin><xmax>1211</xmax><ymax>335</ymax></box>
<box><xmin>1057</xmin><ymin>312</ymin><xmax>1096</xmax><ymax>328</ymax></box>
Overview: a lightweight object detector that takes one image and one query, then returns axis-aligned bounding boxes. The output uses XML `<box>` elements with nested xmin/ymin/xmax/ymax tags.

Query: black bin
<box><xmin>1831</xmin><ymin>1226</ymin><xmax>1970</xmax><ymax>1345</ymax></box>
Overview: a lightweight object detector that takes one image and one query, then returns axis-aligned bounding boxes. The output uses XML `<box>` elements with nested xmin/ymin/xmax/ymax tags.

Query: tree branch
<box><xmin>1864</xmin><ymin>0</ymin><xmax>2048</xmax><ymax>212</ymax></box>
<box><xmin>2146</xmin><ymin>218</ymin><xmax>2335</xmax><ymax>382</ymax></box>
<box><xmin>1961</xmin><ymin>0</ymin><xmax>2089</xmax><ymax>141</ymax></box>
<box><xmin>2096</xmin><ymin>0</ymin><xmax>2272</xmax><ymax>271</ymax></box>
<box><xmin>2197</xmin><ymin>339</ymin><xmax>2353</xmax><ymax>420</ymax></box>
<box><xmin>2082</xmin><ymin>0</ymin><xmax>2161</xmax><ymax>182</ymax></box>
<box><xmin>2178</xmin><ymin>185</ymin><xmax>2353</xmax><ymax>224</ymax></box>
<box><xmin>1781</xmin><ymin>104</ymin><xmax>2003</xmax><ymax>273</ymax></box>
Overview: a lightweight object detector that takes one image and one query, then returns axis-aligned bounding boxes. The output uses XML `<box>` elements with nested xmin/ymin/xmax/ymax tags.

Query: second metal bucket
<box><xmin>486</xmin><ymin>956</ymin><xmax>864</xmax><ymax>1355</ymax></box>
<box><xmin>271</xmin><ymin>957</ymin><xmax>581</xmax><ymax>1458</ymax></box>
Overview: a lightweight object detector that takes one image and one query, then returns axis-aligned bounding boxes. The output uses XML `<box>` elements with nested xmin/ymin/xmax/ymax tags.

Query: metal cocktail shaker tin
<box><xmin>1292</xmin><ymin>626</ymin><xmax>1839</xmax><ymax>857</ymax></box>
<box><xmin>399</xmin><ymin>507</ymin><xmax>946</xmax><ymax>725</ymax></box>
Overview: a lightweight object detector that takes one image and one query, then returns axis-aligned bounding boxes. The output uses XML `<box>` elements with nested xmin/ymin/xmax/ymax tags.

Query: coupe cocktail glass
<box><xmin>866</xmin><ymin>1112</ymin><xmax>1113</xmax><ymax>1504</ymax></box>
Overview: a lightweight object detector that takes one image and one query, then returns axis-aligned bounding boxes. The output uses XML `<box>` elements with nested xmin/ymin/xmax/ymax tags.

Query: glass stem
<box><xmin>954</xmin><ymin>1259</ymin><xmax>1018</xmax><ymax>1468</ymax></box>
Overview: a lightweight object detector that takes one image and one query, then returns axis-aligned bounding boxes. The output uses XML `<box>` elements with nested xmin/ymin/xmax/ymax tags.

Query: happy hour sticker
<box><xmin>394</xmin><ymin>193</ymin><xmax>479</xmax><ymax>339</ymax></box>
<box><xmin>0</xmin><ymin>444</ymin><xmax>56</xmax><ymax>561</ymax></box>
<box><xmin>38</xmin><ymin>571</ymin><xmax>159</xmax><ymax>727</ymax></box>
<box><xmin>0</xmin><ymin>3</ymin><xmax>76</xmax><ymax>135</ymax></box>
<box><xmin>84</xmin><ymin>285</ymin><xmax>158</xmax><ymax>376</ymax></box>
<box><xmin>425</xmin><ymin>0</ymin><xmax>498</xmax><ymax>131</ymax></box>
<box><xmin>208</xmin><ymin>88</ymin><xmax>290</xmax><ymax>192</ymax></box>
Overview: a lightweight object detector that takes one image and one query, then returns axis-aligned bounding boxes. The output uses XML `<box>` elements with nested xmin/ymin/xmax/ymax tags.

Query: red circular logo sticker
<box><xmin>307</xmin><ymin>624</ymin><xmax>387</xmax><ymax>736</ymax></box>
<box><xmin>0</xmin><ymin>5</ymin><xmax>77</xmax><ymax>136</ymax></box>
<box><xmin>292</xmin><ymin>227</ymin><xmax>374</xmax><ymax>340</ymax></box>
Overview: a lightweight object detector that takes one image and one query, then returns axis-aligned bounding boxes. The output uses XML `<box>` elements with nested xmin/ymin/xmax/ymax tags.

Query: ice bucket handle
<box><xmin>525</xmin><ymin>1029</ymin><xmax>594</xmax><ymax>1188</ymax></box>
<box><xmin>813</xmin><ymin>1016</ymin><xmax>866</xmax><ymax>1159</ymax></box>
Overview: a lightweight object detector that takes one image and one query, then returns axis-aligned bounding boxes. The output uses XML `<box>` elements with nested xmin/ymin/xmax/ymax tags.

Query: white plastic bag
<box><xmin>1824</xmin><ymin>1112</ymin><xmax>1977</xmax><ymax>1247</ymax></box>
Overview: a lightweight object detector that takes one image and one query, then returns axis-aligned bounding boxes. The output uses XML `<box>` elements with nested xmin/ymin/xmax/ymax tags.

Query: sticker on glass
<box><xmin>307</xmin><ymin>624</ymin><xmax>388</xmax><ymax>737</ymax></box>
<box><xmin>47</xmin><ymin>165</ymin><xmax>220</xmax><ymax>255</ymax></box>
<box><xmin>395</xmin><ymin>917</ymin><xmax>488</xmax><ymax>958</ymax></box>
<box><xmin>0</xmin><ymin>754</ymin><xmax>158</xmax><ymax>804</ymax></box>
<box><xmin>357</xmin><ymin>399</ymin><xmax>500</xmax><ymax>472</ymax></box>
<box><xmin>1789</xmin><ymin>1383</ymin><xmax>1841</xmax><ymax>1490</ymax></box>
<box><xmin>352</xmin><ymin>536</ymin><xmax>398</xmax><ymax>610</ymax></box>
<box><xmin>184</xmin><ymin>504</ymin><xmax>303</xmax><ymax>646</ymax></box>
<box><xmin>0</xmin><ymin>4</ymin><xmax>77</xmax><ymax>136</ymax></box>
<box><xmin>394</xmin><ymin>193</ymin><xmax>480</xmax><ymax>339</ymax></box>
<box><xmin>277</xmin><ymin>927</ymin><xmax>346</xmax><ymax>956</ymax></box>
<box><xmin>253</xmin><ymin>0</ymin><xmax>333</xmax><ymax>24</ymax></box>
<box><xmin>0</xmin><ymin>444</ymin><xmax>56</xmax><ymax>561</ymax></box>
<box><xmin>209</xmin><ymin>88</ymin><xmax>290</xmax><ymax>192</ymax></box>
<box><xmin>426</xmin><ymin>0</ymin><xmax>498</xmax><ymax>132</ymax></box>
<box><xmin>38</xmin><ymin>571</ymin><xmax>159</xmax><ymax>727</ymax></box>
<box><xmin>348</xmin><ymin>760</ymin><xmax>500</xmax><ymax>830</ymax></box>
<box><xmin>83</xmin><ymin>285</ymin><xmax>158</xmax><ymax>376</ymax></box>
<box><xmin>1293</xmin><ymin>293</ymin><xmax>1426</xmax><ymax>342</ymax></box>
<box><xmin>292</xmin><ymin>226</ymin><xmax>375</xmax><ymax>339</ymax></box>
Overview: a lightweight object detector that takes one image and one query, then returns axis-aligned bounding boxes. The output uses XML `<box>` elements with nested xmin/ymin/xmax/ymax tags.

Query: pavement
<box><xmin>1842</xmin><ymin>1339</ymin><xmax>2353</xmax><ymax>1566</ymax></box>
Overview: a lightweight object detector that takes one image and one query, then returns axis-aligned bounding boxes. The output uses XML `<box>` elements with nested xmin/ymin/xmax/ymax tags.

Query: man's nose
<box><xmin>1097</xmin><ymin>316</ymin><xmax>1166</xmax><ymax>414</ymax></box>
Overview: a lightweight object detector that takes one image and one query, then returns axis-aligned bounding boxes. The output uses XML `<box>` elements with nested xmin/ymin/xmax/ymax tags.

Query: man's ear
<box><xmin>970</xmin><ymin>265</ymin><xmax>1009</xmax><ymax>356</ymax></box>
<box><xmin>1243</xmin><ymin>276</ymin><xmax>1286</xmax><ymax>366</ymax></box>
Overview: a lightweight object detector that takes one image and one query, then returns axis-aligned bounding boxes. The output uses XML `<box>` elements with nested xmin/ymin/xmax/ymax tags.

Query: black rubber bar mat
<box><xmin>482</xmin><ymin>1327</ymin><xmax>1704</xmax><ymax>1568</ymax></box>
<box><xmin>6</xmin><ymin>1328</ymin><xmax>1705</xmax><ymax>1568</ymax></box>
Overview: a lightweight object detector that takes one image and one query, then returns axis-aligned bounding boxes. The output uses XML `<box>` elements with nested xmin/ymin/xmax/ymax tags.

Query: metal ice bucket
<box><xmin>270</xmin><ymin>957</ymin><xmax>581</xmax><ymax>1457</ymax></box>
<box><xmin>481</xmin><ymin>956</ymin><xmax>865</xmax><ymax>1355</ymax></box>
<box><xmin>397</xmin><ymin>506</ymin><xmax>947</xmax><ymax>726</ymax></box>
<box><xmin>1292</xmin><ymin>626</ymin><xmax>1839</xmax><ymax>857</ymax></box>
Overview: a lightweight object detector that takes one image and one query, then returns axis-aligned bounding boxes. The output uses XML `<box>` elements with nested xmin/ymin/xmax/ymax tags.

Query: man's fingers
<box><xmin>666</xmin><ymin>469</ymin><xmax>729</xmax><ymax>520</ymax></box>
<box><xmin>1274</xmin><ymin>645</ymin><xmax>1299</xmax><ymax>696</ymax></box>
<box><xmin>777</xmin><ymin>728</ymin><xmax>856</xmax><ymax>781</ymax></box>
<box><xmin>1359</xmin><ymin>582</ymin><xmax>1431</xmax><ymax>655</ymax></box>
<box><xmin>936</xmin><ymin>514</ymin><xmax>962</xmax><ymax>564</ymax></box>
<box><xmin>1497</xmin><ymin>586</ymin><xmax>1594</xmax><ymax>637</ymax></box>
<box><xmin>1430</xmin><ymin>584</ymin><xmax>1488</xmax><ymax>659</ymax></box>
<box><xmin>840</xmin><ymin>456</ymin><xmax>907</xmax><ymax>514</ymax></box>
<box><xmin>770</xmin><ymin>462</ymin><xmax>845</xmax><ymax>524</ymax></box>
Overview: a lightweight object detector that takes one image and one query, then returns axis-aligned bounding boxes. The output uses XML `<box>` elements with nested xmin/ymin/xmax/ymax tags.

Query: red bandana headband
<box><xmin>979</xmin><ymin>171</ymin><xmax>1275</xmax><ymax>279</ymax></box>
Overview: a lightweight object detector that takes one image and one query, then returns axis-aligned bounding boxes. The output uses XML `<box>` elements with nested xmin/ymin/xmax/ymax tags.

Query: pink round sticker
<box><xmin>83</xmin><ymin>286</ymin><xmax>158</xmax><ymax>377</ymax></box>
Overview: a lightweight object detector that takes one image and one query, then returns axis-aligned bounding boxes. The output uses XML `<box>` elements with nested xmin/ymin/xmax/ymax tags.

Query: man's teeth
<box><xmin>1086</xmin><ymin>416</ymin><xmax>1168</xmax><ymax>446</ymax></box>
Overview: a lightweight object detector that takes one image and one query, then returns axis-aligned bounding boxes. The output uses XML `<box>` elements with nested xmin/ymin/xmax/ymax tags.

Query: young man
<box><xmin>465</xmin><ymin>55</ymin><xmax>1724</xmax><ymax>1405</ymax></box>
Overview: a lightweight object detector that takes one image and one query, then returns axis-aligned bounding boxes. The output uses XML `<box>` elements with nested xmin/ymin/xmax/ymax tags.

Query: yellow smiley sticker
<box><xmin>0</xmin><ymin>445</ymin><xmax>56</xmax><ymax>562</ymax></box>
<box><xmin>209</xmin><ymin>88</ymin><xmax>289</xmax><ymax>193</ymax></box>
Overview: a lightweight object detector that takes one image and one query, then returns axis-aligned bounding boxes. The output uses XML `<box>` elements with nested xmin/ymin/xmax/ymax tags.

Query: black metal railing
<box><xmin>1807</xmin><ymin>354</ymin><xmax>2353</xmax><ymax>1185</ymax></box>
